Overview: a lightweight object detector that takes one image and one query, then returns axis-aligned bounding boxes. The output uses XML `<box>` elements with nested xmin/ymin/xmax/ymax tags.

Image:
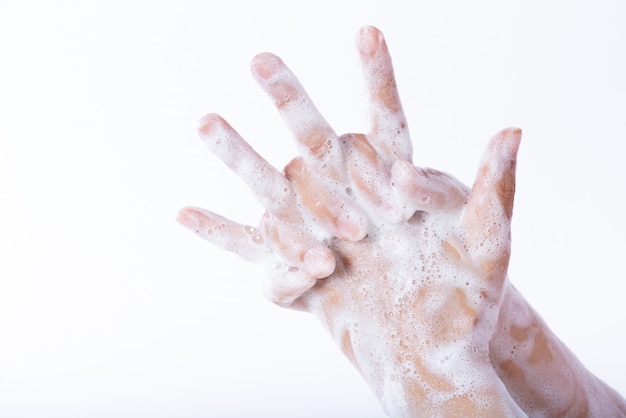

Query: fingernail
<box><xmin>251</xmin><ymin>52</ymin><xmax>279</xmax><ymax>80</ymax></box>
<box><xmin>197</xmin><ymin>113</ymin><xmax>220</xmax><ymax>138</ymax></box>
<box><xmin>508</xmin><ymin>127</ymin><xmax>522</xmax><ymax>137</ymax></box>
<box><xmin>359</xmin><ymin>25</ymin><xmax>382</xmax><ymax>55</ymax></box>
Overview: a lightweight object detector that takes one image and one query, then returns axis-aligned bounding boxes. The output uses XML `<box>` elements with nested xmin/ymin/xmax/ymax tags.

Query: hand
<box><xmin>178</xmin><ymin>26</ymin><xmax>525</xmax><ymax>416</ymax></box>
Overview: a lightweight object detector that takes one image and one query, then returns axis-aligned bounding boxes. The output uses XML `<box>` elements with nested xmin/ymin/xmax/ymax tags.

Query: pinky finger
<box><xmin>260</xmin><ymin>264</ymin><xmax>317</xmax><ymax>308</ymax></box>
<box><xmin>177</xmin><ymin>206</ymin><xmax>269</xmax><ymax>263</ymax></box>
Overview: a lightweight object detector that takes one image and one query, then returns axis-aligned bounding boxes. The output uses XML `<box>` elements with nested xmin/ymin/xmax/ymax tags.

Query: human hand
<box><xmin>178</xmin><ymin>26</ymin><xmax>524</xmax><ymax>416</ymax></box>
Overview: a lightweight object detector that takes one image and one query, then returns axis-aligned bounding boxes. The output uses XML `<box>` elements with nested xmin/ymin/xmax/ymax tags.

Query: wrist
<box><xmin>490</xmin><ymin>283</ymin><xmax>626</xmax><ymax>415</ymax></box>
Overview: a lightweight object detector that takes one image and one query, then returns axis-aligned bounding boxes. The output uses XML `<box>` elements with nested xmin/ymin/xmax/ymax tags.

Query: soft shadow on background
<box><xmin>1</xmin><ymin>1</ymin><xmax>625</xmax><ymax>417</ymax></box>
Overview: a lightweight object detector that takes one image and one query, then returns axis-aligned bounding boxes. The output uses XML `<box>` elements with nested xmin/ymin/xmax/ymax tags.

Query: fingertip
<box><xmin>357</xmin><ymin>25</ymin><xmax>384</xmax><ymax>56</ymax></box>
<box><xmin>476</xmin><ymin>128</ymin><xmax>522</xmax><ymax>220</ymax></box>
<box><xmin>390</xmin><ymin>159</ymin><xmax>430</xmax><ymax>201</ymax></box>
<box><xmin>390</xmin><ymin>158</ymin><xmax>416</xmax><ymax>184</ymax></box>
<box><xmin>250</xmin><ymin>52</ymin><xmax>282</xmax><ymax>80</ymax></box>
<box><xmin>176</xmin><ymin>206</ymin><xmax>202</xmax><ymax>231</ymax></box>
<box><xmin>492</xmin><ymin>127</ymin><xmax>522</xmax><ymax>161</ymax></box>
<box><xmin>507</xmin><ymin>127</ymin><xmax>522</xmax><ymax>137</ymax></box>
<box><xmin>261</xmin><ymin>266</ymin><xmax>316</xmax><ymax>308</ymax></box>
<box><xmin>197</xmin><ymin>113</ymin><xmax>222</xmax><ymax>138</ymax></box>
<box><xmin>503</xmin><ymin>127</ymin><xmax>522</xmax><ymax>147</ymax></box>
<box><xmin>336</xmin><ymin>212</ymin><xmax>368</xmax><ymax>242</ymax></box>
<box><xmin>509</xmin><ymin>128</ymin><xmax>522</xmax><ymax>158</ymax></box>
<box><xmin>303</xmin><ymin>246</ymin><xmax>336</xmax><ymax>279</ymax></box>
<box><xmin>283</xmin><ymin>156</ymin><xmax>304</xmax><ymax>179</ymax></box>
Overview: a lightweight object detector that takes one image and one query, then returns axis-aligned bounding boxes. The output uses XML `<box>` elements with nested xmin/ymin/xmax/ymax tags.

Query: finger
<box><xmin>341</xmin><ymin>133</ymin><xmax>404</xmax><ymax>222</ymax></box>
<box><xmin>461</xmin><ymin>128</ymin><xmax>521</xmax><ymax>279</ymax></box>
<box><xmin>391</xmin><ymin>159</ymin><xmax>469</xmax><ymax>214</ymax></box>
<box><xmin>177</xmin><ymin>206</ymin><xmax>269</xmax><ymax>263</ymax></box>
<box><xmin>261</xmin><ymin>214</ymin><xmax>336</xmax><ymax>309</ymax></box>
<box><xmin>250</xmin><ymin>53</ymin><xmax>343</xmax><ymax>169</ymax></box>
<box><xmin>260</xmin><ymin>213</ymin><xmax>336</xmax><ymax>280</ymax></box>
<box><xmin>284</xmin><ymin>157</ymin><xmax>368</xmax><ymax>241</ymax></box>
<box><xmin>258</xmin><ymin>215</ymin><xmax>336</xmax><ymax>308</ymax></box>
<box><xmin>198</xmin><ymin>113</ymin><xmax>293</xmax><ymax>218</ymax></box>
<box><xmin>357</xmin><ymin>25</ymin><xmax>412</xmax><ymax>162</ymax></box>
<box><xmin>260</xmin><ymin>263</ymin><xmax>317</xmax><ymax>308</ymax></box>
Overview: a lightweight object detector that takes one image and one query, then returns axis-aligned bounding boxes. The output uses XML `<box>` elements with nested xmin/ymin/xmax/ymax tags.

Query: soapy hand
<box><xmin>178</xmin><ymin>26</ymin><xmax>526</xmax><ymax>416</ymax></box>
<box><xmin>178</xmin><ymin>25</ymin><xmax>626</xmax><ymax>417</ymax></box>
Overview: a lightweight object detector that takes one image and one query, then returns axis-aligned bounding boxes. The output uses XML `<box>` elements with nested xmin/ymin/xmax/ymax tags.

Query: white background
<box><xmin>1</xmin><ymin>1</ymin><xmax>625</xmax><ymax>417</ymax></box>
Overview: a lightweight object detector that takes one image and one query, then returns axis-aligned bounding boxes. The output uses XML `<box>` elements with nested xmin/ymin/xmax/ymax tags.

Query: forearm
<box><xmin>490</xmin><ymin>283</ymin><xmax>626</xmax><ymax>416</ymax></box>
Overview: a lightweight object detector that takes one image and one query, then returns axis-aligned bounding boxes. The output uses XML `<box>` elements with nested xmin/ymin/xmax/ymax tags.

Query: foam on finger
<box><xmin>284</xmin><ymin>157</ymin><xmax>368</xmax><ymax>241</ymax></box>
<box><xmin>357</xmin><ymin>25</ymin><xmax>412</xmax><ymax>162</ymax></box>
<box><xmin>391</xmin><ymin>159</ymin><xmax>469</xmax><ymax>214</ymax></box>
<box><xmin>341</xmin><ymin>133</ymin><xmax>408</xmax><ymax>223</ymax></box>
<box><xmin>250</xmin><ymin>53</ymin><xmax>344</xmax><ymax>169</ymax></box>
<box><xmin>198</xmin><ymin>113</ymin><xmax>293</xmax><ymax>218</ymax></box>
<box><xmin>176</xmin><ymin>206</ymin><xmax>269</xmax><ymax>262</ymax></box>
<box><xmin>461</xmin><ymin>128</ymin><xmax>521</xmax><ymax>277</ymax></box>
<box><xmin>303</xmin><ymin>246</ymin><xmax>336</xmax><ymax>279</ymax></box>
<box><xmin>260</xmin><ymin>261</ymin><xmax>318</xmax><ymax>307</ymax></box>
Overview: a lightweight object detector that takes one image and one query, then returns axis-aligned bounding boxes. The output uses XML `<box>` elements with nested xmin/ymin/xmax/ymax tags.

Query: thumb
<box><xmin>461</xmin><ymin>128</ymin><xmax>521</xmax><ymax>279</ymax></box>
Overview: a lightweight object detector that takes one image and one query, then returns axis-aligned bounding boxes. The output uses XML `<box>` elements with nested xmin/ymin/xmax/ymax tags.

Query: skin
<box><xmin>178</xmin><ymin>26</ymin><xmax>626</xmax><ymax>417</ymax></box>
